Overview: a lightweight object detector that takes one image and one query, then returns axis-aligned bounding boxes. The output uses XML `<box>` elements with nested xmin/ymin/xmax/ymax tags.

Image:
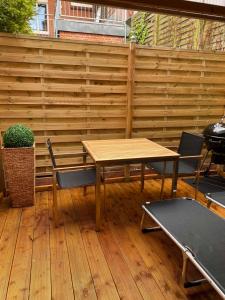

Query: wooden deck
<box><xmin>0</xmin><ymin>179</ymin><xmax>224</xmax><ymax>300</ymax></box>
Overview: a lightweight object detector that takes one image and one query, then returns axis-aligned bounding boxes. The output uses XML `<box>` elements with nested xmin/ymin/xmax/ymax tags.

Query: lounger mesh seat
<box><xmin>148</xmin><ymin>132</ymin><xmax>204</xmax><ymax>175</ymax></box>
<box><xmin>150</xmin><ymin>160</ymin><xmax>195</xmax><ymax>175</ymax></box>
<box><xmin>57</xmin><ymin>169</ymin><xmax>96</xmax><ymax>189</ymax></box>
<box><xmin>184</xmin><ymin>175</ymin><xmax>225</xmax><ymax>194</ymax></box>
<box><xmin>142</xmin><ymin>198</ymin><xmax>225</xmax><ymax>297</ymax></box>
<box><xmin>146</xmin><ymin>132</ymin><xmax>204</xmax><ymax>198</ymax></box>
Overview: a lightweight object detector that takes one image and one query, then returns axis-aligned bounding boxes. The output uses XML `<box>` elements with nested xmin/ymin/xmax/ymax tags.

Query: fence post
<box><xmin>126</xmin><ymin>40</ymin><xmax>136</xmax><ymax>139</ymax></box>
<box><xmin>124</xmin><ymin>40</ymin><xmax>136</xmax><ymax>180</ymax></box>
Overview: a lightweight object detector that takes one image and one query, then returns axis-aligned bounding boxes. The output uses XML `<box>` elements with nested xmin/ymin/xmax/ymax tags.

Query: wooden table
<box><xmin>82</xmin><ymin>138</ymin><xmax>180</xmax><ymax>231</ymax></box>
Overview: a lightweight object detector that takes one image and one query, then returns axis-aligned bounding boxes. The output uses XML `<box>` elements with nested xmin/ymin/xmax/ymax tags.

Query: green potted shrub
<box><xmin>2</xmin><ymin>124</ymin><xmax>35</xmax><ymax>207</ymax></box>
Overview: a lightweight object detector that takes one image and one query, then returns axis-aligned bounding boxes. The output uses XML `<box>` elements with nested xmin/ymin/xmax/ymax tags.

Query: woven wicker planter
<box><xmin>2</xmin><ymin>146</ymin><xmax>35</xmax><ymax>207</ymax></box>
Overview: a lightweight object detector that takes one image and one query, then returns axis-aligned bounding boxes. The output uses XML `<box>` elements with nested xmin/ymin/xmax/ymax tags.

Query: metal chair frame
<box><xmin>47</xmin><ymin>138</ymin><xmax>105</xmax><ymax>225</ymax></box>
<box><xmin>143</xmin><ymin>132</ymin><xmax>204</xmax><ymax>199</ymax></box>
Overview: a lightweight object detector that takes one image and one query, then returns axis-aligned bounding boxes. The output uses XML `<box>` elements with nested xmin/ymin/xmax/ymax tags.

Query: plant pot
<box><xmin>2</xmin><ymin>146</ymin><xmax>35</xmax><ymax>207</ymax></box>
<box><xmin>0</xmin><ymin>148</ymin><xmax>5</xmax><ymax>198</ymax></box>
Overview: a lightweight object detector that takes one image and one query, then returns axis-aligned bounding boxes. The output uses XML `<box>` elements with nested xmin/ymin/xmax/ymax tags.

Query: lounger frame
<box><xmin>206</xmin><ymin>193</ymin><xmax>225</xmax><ymax>209</ymax></box>
<box><xmin>141</xmin><ymin>200</ymin><xmax>225</xmax><ymax>299</ymax></box>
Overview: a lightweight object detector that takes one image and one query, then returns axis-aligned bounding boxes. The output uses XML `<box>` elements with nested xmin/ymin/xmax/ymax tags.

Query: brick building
<box><xmin>30</xmin><ymin>0</ymin><xmax>133</xmax><ymax>43</ymax></box>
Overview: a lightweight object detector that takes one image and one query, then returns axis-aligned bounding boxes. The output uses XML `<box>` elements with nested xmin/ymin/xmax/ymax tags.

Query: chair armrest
<box><xmin>54</xmin><ymin>152</ymin><xmax>88</xmax><ymax>158</ymax></box>
<box><xmin>179</xmin><ymin>155</ymin><xmax>203</xmax><ymax>160</ymax></box>
<box><xmin>147</xmin><ymin>139</ymin><xmax>178</xmax><ymax>150</ymax></box>
<box><xmin>166</xmin><ymin>145</ymin><xmax>178</xmax><ymax>150</ymax></box>
<box><xmin>53</xmin><ymin>164</ymin><xmax>95</xmax><ymax>173</ymax></box>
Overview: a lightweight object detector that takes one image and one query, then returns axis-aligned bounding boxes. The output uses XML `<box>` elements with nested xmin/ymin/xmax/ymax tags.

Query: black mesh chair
<box><xmin>47</xmin><ymin>138</ymin><xmax>104</xmax><ymax>225</ymax></box>
<box><xmin>146</xmin><ymin>132</ymin><xmax>204</xmax><ymax>199</ymax></box>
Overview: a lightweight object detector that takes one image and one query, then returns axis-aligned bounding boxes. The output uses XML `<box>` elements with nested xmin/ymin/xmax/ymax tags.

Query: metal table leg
<box><xmin>171</xmin><ymin>158</ymin><xmax>179</xmax><ymax>197</ymax></box>
<box><xmin>95</xmin><ymin>164</ymin><xmax>101</xmax><ymax>231</ymax></box>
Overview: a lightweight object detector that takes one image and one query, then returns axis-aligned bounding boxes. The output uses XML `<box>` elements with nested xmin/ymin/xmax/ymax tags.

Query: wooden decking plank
<box><xmin>117</xmin><ymin>180</ymin><xmax>217</xmax><ymax>298</ymax></box>
<box><xmin>72</xmin><ymin>188</ymin><xmax>137</xmax><ymax>300</ymax></box>
<box><xmin>0</xmin><ymin>201</ymin><xmax>9</xmax><ymax>240</ymax></box>
<box><xmin>0</xmin><ymin>211</ymin><xmax>7</xmax><ymax>240</ymax></box>
<box><xmin>7</xmin><ymin>206</ymin><xmax>34</xmax><ymax>300</ymax></box>
<box><xmin>29</xmin><ymin>192</ymin><xmax>51</xmax><ymax>299</ymax></box>
<box><xmin>48</xmin><ymin>191</ymin><xmax>74</xmax><ymax>300</ymax></box>
<box><xmin>72</xmin><ymin>186</ymin><xmax>144</xmax><ymax>300</ymax></box>
<box><xmin>0</xmin><ymin>207</ymin><xmax>22</xmax><ymax>300</ymax></box>
<box><xmin>106</xmin><ymin>184</ymin><xmax>165</xmax><ymax>300</ymax></box>
<box><xmin>119</xmin><ymin>181</ymin><xmax>193</xmax><ymax>291</ymax></box>
<box><xmin>59</xmin><ymin>189</ymin><xmax>97</xmax><ymax>300</ymax></box>
<box><xmin>114</xmin><ymin>182</ymin><xmax>187</xmax><ymax>300</ymax></box>
<box><xmin>98</xmin><ymin>223</ymin><xmax>144</xmax><ymax>300</ymax></box>
<box><xmin>109</xmin><ymin>220</ymin><xmax>165</xmax><ymax>300</ymax></box>
<box><xmin>128</xmin><ymin>224</ymin><xmax>187</xmax><ymax>300</ymax></box>
<box><xmin>80</xmin><ymin>226</ymin><xmax>120</xmax><ymax>300</ymax></box>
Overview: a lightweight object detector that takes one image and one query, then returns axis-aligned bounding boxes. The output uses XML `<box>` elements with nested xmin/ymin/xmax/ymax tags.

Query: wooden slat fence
<box><xmin>133</xmin><ymin>47</ymin><xmax>225</xmax><ymax>144</ymax></box>
<box><xmin>137</xmin><ymin>12</ymin><xmax>225</xmax><ymax>51</ymax></box>
<box><xmin>0</xmin><ymin>33</ymin><xmax>225</xmax><ymax>176</ymax></box>
<box><xmin>0</xmin><ymin>33</ymin><xmax>128</xmax><ymax>175</ymax></box>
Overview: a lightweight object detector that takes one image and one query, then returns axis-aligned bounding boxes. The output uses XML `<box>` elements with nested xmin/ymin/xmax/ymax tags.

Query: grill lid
<box><xmin>203</xmin><ymin>115</ymin><xmax>225</xmax><ymax>139</ymax></box>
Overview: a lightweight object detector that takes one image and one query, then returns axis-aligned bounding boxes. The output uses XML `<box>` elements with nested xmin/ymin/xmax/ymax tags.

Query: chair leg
<box><xmin>103</xmin><ymin>182</ymin><xmax>106</xmax><ymax>201</ymax></box>
<box><xmin>181</xmin><ymin>252</ymin><xmax>189</xmax><ymax>286</ymax></box>
<box><xmin>160</xmin><ymin>161</ymin><xmax>167</xmax><ymax>200</ymax></box>
<box><xmin>83</xmin><ymin>186</ymin><xmax>87</xmax><ymax>196</ymax></box>
<box><xmin>83</xmin><ymin>145</ymin><xmax>87</xmax><ymax>197</ymax></box>
<box><xmin>197</xmin><ymin>150</ymin><xmax>208</xmax><ymax>179</ymax></box>
<box><xmin>103</xmin><ymin>182</ymin><xmax>106</xmax><ymax>216</ymax></box>
<box><xmin>194</xmin><ymin>157</ymin><xmax>202</xmax><ymax>200</ymax></box>
<box><xmin>194</xmin><ymin>171</ymin><xmax>200</xmax><ymax>200</ymax></box>
<box><xmin>160</xmin><ymin>176</ymin><xmax>165</xmax><ymax>200</ymax></box>
<box><xmin>140</xmin><ymin>163</ymin><xmax>145</xmax><ymax>192</ymax></box>
<box><xmin>207</xmin><ymin>199</ymin><xmax>212</xmax><ymax>209</ymax></box>
<box><xmin>102</xmin><ymin>167</ymin><xmax>107</xmax><ymax>215</ymax></box>
<box><xmin>53</xmin><ymin>172</ymin><xmax>59</xmax><ymax>227</ymax></box>
<box><xmin>101</xmin><ymin>167</ymin><xmax>106</xmax><ymax>213</ymax></box>
<box><xmin>181</xmin><ymin>251</ymin><xmax>207</xmax><ymax>288</ymax></box>
<box><xmin>140</xmin><ymin>211</ymin><xmax>146</xmax><ymax>231</ymax></box>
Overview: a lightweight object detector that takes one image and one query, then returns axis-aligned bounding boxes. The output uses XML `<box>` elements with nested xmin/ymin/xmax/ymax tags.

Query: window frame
<box><xmin>31</xmin><ymin>1</ymin><xmax>49</xmax><ymax>35</ymax></box>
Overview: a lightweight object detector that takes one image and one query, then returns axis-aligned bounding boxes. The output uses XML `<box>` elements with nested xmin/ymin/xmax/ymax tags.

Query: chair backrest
<box><xmin>178</xmin><ymin>132</ymin><xmax>204</xmax><ymax>170</ymax></box>
<box><xmin>46</xmin><ymin>138</ymin><xmax>57</xmax><ymax>168</ymax></box>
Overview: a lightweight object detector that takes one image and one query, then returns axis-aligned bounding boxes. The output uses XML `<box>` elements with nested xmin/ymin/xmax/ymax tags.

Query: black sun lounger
<box><xmin>206</xmin><ymin>191</ymin><xmax>225</xmax><ymax>210</ymax></box>
<box><xmin>141</xmin><ymin>198</ymin><xmax>225</xmax><ymax>299</ymax></box>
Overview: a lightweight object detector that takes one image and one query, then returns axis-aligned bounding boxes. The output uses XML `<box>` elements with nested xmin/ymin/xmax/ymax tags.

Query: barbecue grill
<box><xmin>203</xmin><ymin>115</ymin><xmax>225</xmax><ymax>164</ymax></box>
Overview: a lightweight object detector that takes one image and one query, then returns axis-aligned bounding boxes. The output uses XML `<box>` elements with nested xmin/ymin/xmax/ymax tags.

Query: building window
<box><xmin>30</xmin><ymin>3</ymin><xmax>48</xmax><ymax>33</ymax></box>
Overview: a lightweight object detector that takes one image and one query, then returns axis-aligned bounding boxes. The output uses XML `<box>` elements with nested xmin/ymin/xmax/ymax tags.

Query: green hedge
<box><xmin>3</xmin><ymin>124</ymin><xmax>34</xmax><ymax>148</ymax></box>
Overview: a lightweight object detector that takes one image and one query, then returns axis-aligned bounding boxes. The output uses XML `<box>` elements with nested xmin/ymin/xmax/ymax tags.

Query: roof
<box><xmin>70</xmin><ymin>0</ymin><xmax>225</xmax><ymax>21</ymax></box>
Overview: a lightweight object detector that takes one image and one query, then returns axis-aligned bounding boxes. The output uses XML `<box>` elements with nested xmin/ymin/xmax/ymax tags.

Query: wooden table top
<box><xmin>82</xmin><ymin>138</ymin><xmax>179</xmax><ymax>164</ymax></box>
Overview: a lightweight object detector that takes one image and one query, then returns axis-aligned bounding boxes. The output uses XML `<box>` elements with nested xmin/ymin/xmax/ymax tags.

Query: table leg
<box><xmin>124</xmin><ymin>165</ymin><xmax>130</xmax><ymax>182</ymax></box>
<box><xmin>159</xmin><ymin>161</ymin><xmax>167</xmax><ymax>199</ymax></box>
<box><xmin>83</xmin><ymin>146</ymin><xmax>87</xmax><ymax>196</ymax></box>
<box><xmin>95</xmin><ymin>164</ymin><xmax>101</xmax><ymax>231</ymax></box>
<box><xmin>171</xmin><ymin>158</ymin><xmax>179</xmax><ymax>197</ymax></box>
